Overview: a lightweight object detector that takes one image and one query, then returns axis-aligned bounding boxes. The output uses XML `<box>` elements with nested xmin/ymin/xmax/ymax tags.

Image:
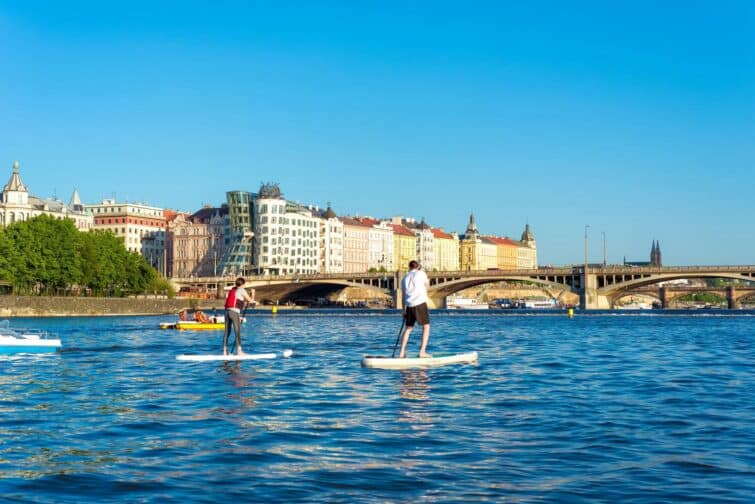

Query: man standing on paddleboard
<box><xmin>398</xmin><ymin>260</ymin><xmax>431</xmax><ymax>358</ymax></box>
<box><xmin>224</xmin><ymin>277</ymin><xmax>255</xmax><ymax>356</ymax></box>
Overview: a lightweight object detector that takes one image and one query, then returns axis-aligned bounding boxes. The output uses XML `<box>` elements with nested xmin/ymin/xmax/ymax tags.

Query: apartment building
<box><xmin>253</xmin><ymin>184</ymin><xmax>320</xmax><ymax>275</ymax></box>
<box><xmin>320</xmin><ymin>206</ymin><xmax>344</xmax><ymax>273</ymax></box>
<box><xmin>431</xmin><ymin>228</ymin><xmax>460</xmax><ymax>271</ymax></box>
<box><xmin>166</xmin><ymin>206</ymin><xmax>227</xmax><ymax>278</ymax></box>
<box><xmin>85</xmin><ymin>198</ymin><xmax>167</xmax><ymax>273</ymax></box>
<box><xmin>357</xmin><ymin>217</ymin><xmax>394</xmax><ymax>272</ymax></box>
<box><xmin>340</xmin><ymin>217</ymin><xmax>370</xmax><ymax>273</ymax></box>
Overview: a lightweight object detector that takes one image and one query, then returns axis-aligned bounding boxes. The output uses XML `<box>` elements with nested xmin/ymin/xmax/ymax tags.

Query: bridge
<box><xmin>171</xmin><ymin>265</ymin><xmax>755</xmax><ymax>309</ymax></box>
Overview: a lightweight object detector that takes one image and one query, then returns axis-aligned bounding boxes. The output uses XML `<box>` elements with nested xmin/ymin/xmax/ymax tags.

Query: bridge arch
<box><xmin>426</xmin><ymin>275</ymin><xmax>577</xmax><ymax>309</ymax></box>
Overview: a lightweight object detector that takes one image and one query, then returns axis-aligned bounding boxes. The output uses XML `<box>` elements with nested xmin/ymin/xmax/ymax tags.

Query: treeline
<box><xmin>0</xmin><ymin>214</ymin><xmax>173</xmax><ymax>296</ymax></box>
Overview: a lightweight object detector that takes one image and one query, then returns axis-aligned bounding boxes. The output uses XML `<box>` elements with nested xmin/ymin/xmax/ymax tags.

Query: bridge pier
<box><xmin>659</xmin><ymin>287</ymin><xmax>669</xmax><ymax>309</ymax></box>
<box><xmin>727</xmin><ymin>286</ymin><xmax>738</xmax><ymax>310</ymax></box>
<box><xmin>393</xmin><ymin>272</ymin><xmax>403</xmax><ymax>310</ymax></box>
<box><xmin>580</xmin><ymin>272</ymin><xmax>610</xmax><ymax>309</ymax></box>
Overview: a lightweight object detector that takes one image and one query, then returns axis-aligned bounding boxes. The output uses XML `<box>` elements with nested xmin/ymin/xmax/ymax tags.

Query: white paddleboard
<box><xmin>177</xmin><ymin>349</ymin><xmax>293</xmax><ymax>362</ymax></box>
<box><xmin>361</xmin><ymin>351</ymin><xmax>478</xmax><ymax>369</ymax></box>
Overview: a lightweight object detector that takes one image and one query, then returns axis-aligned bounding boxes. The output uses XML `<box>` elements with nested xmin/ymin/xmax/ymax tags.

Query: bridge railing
<box><xmin>171</xmin><ymin>265</ymin><xmax>755</xmax><ymax>285</ymax></box>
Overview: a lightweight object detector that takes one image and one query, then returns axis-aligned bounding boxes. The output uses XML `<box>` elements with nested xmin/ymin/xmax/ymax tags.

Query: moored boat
<box><xmin>445</xmin><ymin>295</ymin><xmax>489</xmax><ymax>310</ymax></box>
<box><xmin>0</xmin><ymin>321</ymin><xmax>62</xmax><ymax>354</ymax></box>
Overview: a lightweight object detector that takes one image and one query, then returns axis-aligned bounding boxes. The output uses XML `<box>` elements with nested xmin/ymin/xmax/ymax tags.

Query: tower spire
<box><xmin>4</xmin><ymin>160</ymin><xmax>28</xmax><ymax>192</ymax></box>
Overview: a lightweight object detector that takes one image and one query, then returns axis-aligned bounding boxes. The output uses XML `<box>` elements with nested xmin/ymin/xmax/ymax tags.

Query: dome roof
<box><xmin>258</xmin><ymin>183</ymin><xmax>282</xmax><ymax>199</ymax></box>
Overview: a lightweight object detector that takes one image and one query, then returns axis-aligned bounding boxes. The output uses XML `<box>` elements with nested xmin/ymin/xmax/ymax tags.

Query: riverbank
<box><xmin>0</xmin><ymin>295</ymin><xmax>195</xmax><ymax>317</ymax></box>
<box><xmin>0</xmin><ymin>296</ymin><xmax>315</xmax><ymax>317</ymax></box>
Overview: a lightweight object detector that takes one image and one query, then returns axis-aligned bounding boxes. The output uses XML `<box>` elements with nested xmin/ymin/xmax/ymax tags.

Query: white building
<box><xmin>85</xmin><ymin>199</ymin><xmax>167</xmax><ymax>273</ymax></box>
<box><xmin>0</xmin><ymin>160</ymin><xmax>93</xmax><ymax>231</ymax></box>
<box><xmin>413</xmin><ymin>221</ymin><xmax>435</xmax><ymax>270</ymax></box>
<box><xmin>357</xmin><ymin>217</ymin><xmax>394</xmax><ymax>271</ymax></box>
<box><xmin>253</xmin><ymin>184</ymin><xmax>320</xmax><ymax>275</ymax></box>
<box><xmin>320</xmin><ymin>206</ymin><xmax>344</xmax><ymax>273</ymax></box>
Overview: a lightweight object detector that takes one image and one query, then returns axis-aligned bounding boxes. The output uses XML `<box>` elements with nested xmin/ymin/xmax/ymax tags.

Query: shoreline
<box><xmin>0</xmin><ymin>295</ymin><xmax>319</xmax><ymax>317</ymax></box>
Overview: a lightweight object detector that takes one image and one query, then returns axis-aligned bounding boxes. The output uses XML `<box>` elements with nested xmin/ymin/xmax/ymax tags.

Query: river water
<box><xmin>1</xmin><ymin>311</ymin><xmax>754</xmax><ymax>503</ymax></box>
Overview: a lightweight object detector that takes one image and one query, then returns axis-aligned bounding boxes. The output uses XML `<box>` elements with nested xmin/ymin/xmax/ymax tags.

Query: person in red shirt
<box><xmin>224</xmin><ymin>277</ymin><xmax>254</xmax><ymax>355</ymax></box>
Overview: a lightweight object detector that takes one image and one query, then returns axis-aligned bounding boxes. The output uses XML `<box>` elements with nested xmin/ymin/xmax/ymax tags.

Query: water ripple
<box><xmin>0</xmin><ymin>313</ymin><xmax>754</xmax><ymax>502</ymax></box>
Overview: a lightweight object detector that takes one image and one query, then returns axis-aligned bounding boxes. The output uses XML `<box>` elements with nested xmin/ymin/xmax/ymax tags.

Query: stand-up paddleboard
<box><xmin>177</xmin><ymin>349</ymin><xmax>293</xmax><ymax>362</ymax></box>
<box><xmin>361</xmin><ymin>351</ymin><xmax>478</xmax><ymax>369</ymax></box>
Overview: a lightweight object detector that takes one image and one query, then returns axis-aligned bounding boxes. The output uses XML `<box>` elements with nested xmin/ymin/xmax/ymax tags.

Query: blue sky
<box><xmin>1</xmin><ymin>1</ymin><xmax>753</xmax><ymax>265</ymax></box>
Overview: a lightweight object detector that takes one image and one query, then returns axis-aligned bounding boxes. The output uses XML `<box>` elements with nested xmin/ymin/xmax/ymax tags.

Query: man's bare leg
<box><xmin>418</xmin><ymin>324</ymin><xmax>431</xmax><ymax>357</ymax></box>
<box><xmin>398</xmin><ymin>326</ymin><xmax>413</xmax><ymax>358</ymax></box>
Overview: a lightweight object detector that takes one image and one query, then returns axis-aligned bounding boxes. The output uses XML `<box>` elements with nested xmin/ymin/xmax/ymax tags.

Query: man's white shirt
<box><xmin>402</xmin><ymin>269</ymin><xmax>429</xmax><ymax>307</ymax></box>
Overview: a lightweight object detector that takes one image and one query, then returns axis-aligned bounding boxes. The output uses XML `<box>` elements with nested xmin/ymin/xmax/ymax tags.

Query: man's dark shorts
<box><xmin>405</xmin><ymin>303</ymin><xmax>430</xmax><ymax>327</ymax></box>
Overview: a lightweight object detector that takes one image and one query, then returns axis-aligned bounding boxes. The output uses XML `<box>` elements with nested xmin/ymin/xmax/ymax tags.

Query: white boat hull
<box><xmin>0</xmin><ymin>334</ymin><xmax>62</xmax><ymax>354</ymax></box>
<box><xmin>361</xmin><ymin>351</ymin><xmax>478</xmax><ymax>369</ymax></box>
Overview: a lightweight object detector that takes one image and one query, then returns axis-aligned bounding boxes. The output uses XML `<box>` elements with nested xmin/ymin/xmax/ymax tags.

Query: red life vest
<box><xmin>225</xmin><ymin>287</ymin><xmax>246</xmax><ymax>310</ymax></box>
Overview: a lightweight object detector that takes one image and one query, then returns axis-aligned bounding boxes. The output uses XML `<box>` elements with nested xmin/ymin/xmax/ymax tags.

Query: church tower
<box><xmin>464</xmin><ymin>212</ymin><xmax>479</xmax><ymax>241</ymax></box>
<box><xmin>520</xmin><ymin>223</ymin><xmax>536</xmax><ymax>249</ymax></box>
<box><xmin>651</xmin><ymin>241</ymin><xmax>662</xmax><ymax>267</ymax></box>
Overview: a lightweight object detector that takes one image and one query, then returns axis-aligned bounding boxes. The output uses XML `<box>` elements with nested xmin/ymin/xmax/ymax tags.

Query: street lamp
<box><xmin>584</xmin><ymin>224</ymin><xmax>590</xmax><ymax>272</ymax></box>
<box><xmin>602</xmin><ymin>231</ymin><xmax>606</xmax><ymax>267</ymax></box>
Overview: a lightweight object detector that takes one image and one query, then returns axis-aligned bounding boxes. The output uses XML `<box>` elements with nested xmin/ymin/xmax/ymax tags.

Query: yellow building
<box><xmin>488</xmin><ymin>236</ymin><xmax>519</xmax><ymax>269</ymax></box>
<box><xmin>391</xmin><ymin>224</ymin><xmax>416</xmax><ymax>272</ymax></box>
<box><xmin>431</xmin><ymin>228</ymin><xmax>459</xmax><ymax>271</ymax></box>
<box><xmin>459</xmin><ymin>213</ymin><xmax>495</xmax><ymax>270</ymax></box>
<box><xmin>460</xmin><ymin>214</ymin><xmax>538</xmax><ymax>271</ymax></box>
<box><xmin>478</xmin><ymin>237</ymin><xmax>499</xmax><ymax>270</ymax></box>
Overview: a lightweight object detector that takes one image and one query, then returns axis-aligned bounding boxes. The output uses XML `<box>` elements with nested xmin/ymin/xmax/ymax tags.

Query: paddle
<box><xmin>391</xmin><ymin>311</ymin><xmax>406</xmax><ymax>358</ymax></box>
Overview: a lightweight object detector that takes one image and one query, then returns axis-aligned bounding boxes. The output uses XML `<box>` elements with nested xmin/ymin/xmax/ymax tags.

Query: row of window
<box><xmin>258</xmin><ymin>226</ymin><xmax>318</xmax><ymax>237</ymax></box>
<box><xmin>259</xmin><ymin>256</ymin><xmax>318</xmax><ymax>266</ymax></box>
<box><xmin>261</xmin><ymin>236</ymin><xmax>317</xmax><ymax>246</ymax></box>
<box><xmin>91</xmin><ymin>206</ymin><xmax>162</xmax><ymax>216</ymax></box>
<box><xmin>96</xmin><ymin>217</ymin><xmax>166</xmax><ymax>227</ymax></box>
<box><xmin>261</xmin><ymin>246</ymin><xmax>317</xmax><ymax>256</ymax></box>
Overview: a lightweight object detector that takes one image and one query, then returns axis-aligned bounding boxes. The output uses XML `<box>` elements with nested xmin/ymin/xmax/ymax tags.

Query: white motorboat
<box><xmin>445</xmin><ymin>296</ymin><xmax>489</xmax><ymax>310</ymax></box>
<box><xmin>0</xmin><ymin>321</ymin><xmax>62</xmax><ymax>354</ymax></box>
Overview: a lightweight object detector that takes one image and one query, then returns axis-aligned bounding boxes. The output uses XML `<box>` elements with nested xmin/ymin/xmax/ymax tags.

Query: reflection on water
<box><xmin>398</xmin><ymin>369</ymin><xmax>434</xmax><ymax>431</ymax></box>
<box><xmin>220</xmin><ymin>362</ymin><xmax>257</xmax><ymax>409</ymax></box>
<box><xmin>399</xmin><ymin>369</ymin><xmax>430</xmax><ymax>401</ymax></box>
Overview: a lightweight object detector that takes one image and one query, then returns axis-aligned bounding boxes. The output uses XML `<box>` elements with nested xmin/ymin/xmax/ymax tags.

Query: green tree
<box><xmin>2</xmin><ymin>215</ymin><xmax>83</xmax><ymax>294</ymax></box>
<box><xmin>80</xmin><ymin>230</ymin><xmax>128</xmax><ymax>295</ymax></box>
<box><xmin>1</xmin><ymin>215</ymin><xmax>165</xmax><ymax>297</ymax></box>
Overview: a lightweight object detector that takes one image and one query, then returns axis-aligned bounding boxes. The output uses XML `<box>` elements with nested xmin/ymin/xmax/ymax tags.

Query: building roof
<box><xmin>4</xmin><ymin>161</ymin><xmax>27</xmax><ymax>192</ymax></box>
<box><xmin>69</xmin><ymin>189</ymin><xmax>82</xmax><ymax>207</ymax></box>
<box><xmin>520</xmin><ymin>223</ymin><xmax>534</xmax><ymax>242</ymax></box>
<box><xmin>164</xmin><ymin>210</ymin><xmax>186</xmax><ymax>223</ymax></box>
<box><xmin>190</xmin><ymin>206</ymin><xmax>226</xmax><ymax>223</ymax></box>
<box><xmin>391</xmin><ymin>224</ymin><xmax>415</xmax><ymax>237</ymax></box>
<box><xmin>258</xmin><ymin>183</ymin><xmax>282</xmax><ymax>199</ymax></box>
<box><xmin>431</xmin><ymin>228</ymin><xmax>455</xmax><ymax>239</ymax></box>
<box><xmin>484</xmin><ymin>236</ymin><xmax>520</xmax><ymax>247</ymax></box>
<box><xmin>339</xmin><ymin>216</ymin><xmax>370</xmax><ymax>227</ymax></box>
<box><xmin>357</xmin><ymin>217</ymin><xmax>381</xmax><ymax>227</ymax></box>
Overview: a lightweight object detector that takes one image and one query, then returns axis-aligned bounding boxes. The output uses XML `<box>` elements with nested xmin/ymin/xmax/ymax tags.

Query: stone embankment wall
<box><xmin>0</xmin><ymin>296</ymin><xmax>224</xmax><ymax>317</ymax></box>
